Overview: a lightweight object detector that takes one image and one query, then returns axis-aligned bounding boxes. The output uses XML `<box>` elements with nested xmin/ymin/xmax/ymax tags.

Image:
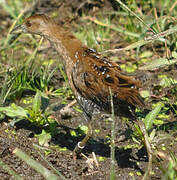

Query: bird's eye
<box><xmin>26</xmin><ymin>20</ymin><xmax>32</xmax><ymax>27</ymax></box>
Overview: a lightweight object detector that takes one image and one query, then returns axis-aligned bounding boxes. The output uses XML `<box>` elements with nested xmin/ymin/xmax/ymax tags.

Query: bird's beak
<box><xmin>11</xmin><ymin>24</ymin><xmax>26</xmax><ymax>34</ymax></box>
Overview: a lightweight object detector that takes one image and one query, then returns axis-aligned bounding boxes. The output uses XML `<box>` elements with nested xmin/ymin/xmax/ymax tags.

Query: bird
<box><xmin>11</xmin><ymin>14</ymin><xmax>153</xmax><ymax>171</ymax></box>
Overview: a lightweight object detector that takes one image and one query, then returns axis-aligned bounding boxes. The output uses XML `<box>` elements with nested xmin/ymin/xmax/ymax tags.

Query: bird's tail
<box><xmin>117</xmin><ymin>87</ymin><xmax>145</xmax><ymax>107</ymax></box>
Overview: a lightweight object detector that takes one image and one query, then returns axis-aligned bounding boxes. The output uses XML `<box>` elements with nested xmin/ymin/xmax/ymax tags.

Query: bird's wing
<box><xmin>71</xmin><ymin>48</ymin><xmax>144</xmax><ymax>110</ymax></box>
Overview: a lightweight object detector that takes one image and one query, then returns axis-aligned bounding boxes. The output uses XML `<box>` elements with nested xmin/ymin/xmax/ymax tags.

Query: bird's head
<box><xmin>11</xmin><ymin>14</ymin><xmax>55</xmax><ymax>36</ymax></box>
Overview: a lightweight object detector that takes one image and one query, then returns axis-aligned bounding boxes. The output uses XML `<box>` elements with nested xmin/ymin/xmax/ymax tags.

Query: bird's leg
<box><xmin>73</xmin><ymin>121</ymin><xmax>92</xmax><ymax>159</ymax></box>
<box><xmin>137</xmin><ymin>119</ymin><xmax>153</xmax><ymax>180</ymax></box>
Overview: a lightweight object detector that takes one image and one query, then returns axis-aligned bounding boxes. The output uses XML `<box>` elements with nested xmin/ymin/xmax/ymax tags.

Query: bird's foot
<box><xmin>81</xmin><ymin>152</ymin><xmax>99</xmax><ymax>170</ymax></box>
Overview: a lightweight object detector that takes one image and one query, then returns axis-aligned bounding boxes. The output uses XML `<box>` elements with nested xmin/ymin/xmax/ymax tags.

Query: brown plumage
<box><xmin>11</xmin><ymin>14</ymin><xmax>152</xmax><ymax>165</ymax></box>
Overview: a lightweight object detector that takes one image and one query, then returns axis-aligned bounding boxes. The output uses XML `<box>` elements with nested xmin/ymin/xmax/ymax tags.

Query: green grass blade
<box><xmin>0</xmin><ymin>158</ymin><xmax>24</xmax><ymax>180</ymax></box>
<box><xmin>109</xmin><ymin>88</ymin><xmax>116</xmax><ymax>180</ymax></box>
<box><xmin>13</xmin><ymin>148</ymin><xmax>60</xmax><ymax>180</ymax></box>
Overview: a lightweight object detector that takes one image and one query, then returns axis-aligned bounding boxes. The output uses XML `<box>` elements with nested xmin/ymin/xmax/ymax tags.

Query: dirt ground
<box><xmin>0</xmin><ymin>0</ymin><xmax>177</xmax><ymax>180</ymax></box>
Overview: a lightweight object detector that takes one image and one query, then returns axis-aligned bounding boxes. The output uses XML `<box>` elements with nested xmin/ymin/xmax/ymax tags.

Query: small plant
<box><xmin>132</xmin><ymin>102</ymin><xmax>164</xmax><ymax>145</ymax></box>
<box><xmin>0</xmin><ymin>90</ymin><xmax>58</xmax><ymax>145</ymax></box>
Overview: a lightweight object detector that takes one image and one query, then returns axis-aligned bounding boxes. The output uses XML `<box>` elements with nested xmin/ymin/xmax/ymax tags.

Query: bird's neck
<box><xmin>44</xmin><ymin>25</ymin><xmax>84</xmax><ymax>95</ymax></box>
<box><xmin>46</xmin><ymin>25</ymin><xmax>84</xmax><ymax>67</ymax></box>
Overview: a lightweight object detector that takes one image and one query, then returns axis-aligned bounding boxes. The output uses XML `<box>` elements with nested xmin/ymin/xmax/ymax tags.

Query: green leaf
<box><xmin>143</xmin><ymin>102</ymin><xmax>164</xmax><ymax>130</ymax></box>
<box><xmin>36</xmin><ymin>130</ymin><xmax>52</xmax><ymax>146</ymax></box>
<box><xmin>172</xmin><ymin>51</ymin><xmax>177</xmax><ymax>58</ymax></box>
<box><xmin>79</xmin><ymin>125</ymin><xmax>88</xmax><ymax>133</ymax></box>
<box><xmin>32</xmin><ymin>91</ymin><xmax>41</xmax><ymax>113</ymax></box>
<box><xmin>159</xmin><ymin>75</ymin><xmax>177</xmax><ymax>88</ymax></box>
<box><xmin>139</xmin><ymin>51</ymin><xmax>153</xmax><ymax>58</ymax></box>
<box><xmin>70</xmin><ymin>130</ymin><xmax>77</xmax><ymax>136</ymax></box>
<box><xmin>140</xmin><ymin>90</ymin><xmax>150</xmax><ymax>98</ymax></box>
<box><xmin>0</xmin><ymin>103</ymin><xmax>28</xmax><ymax>118</ymax></box>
